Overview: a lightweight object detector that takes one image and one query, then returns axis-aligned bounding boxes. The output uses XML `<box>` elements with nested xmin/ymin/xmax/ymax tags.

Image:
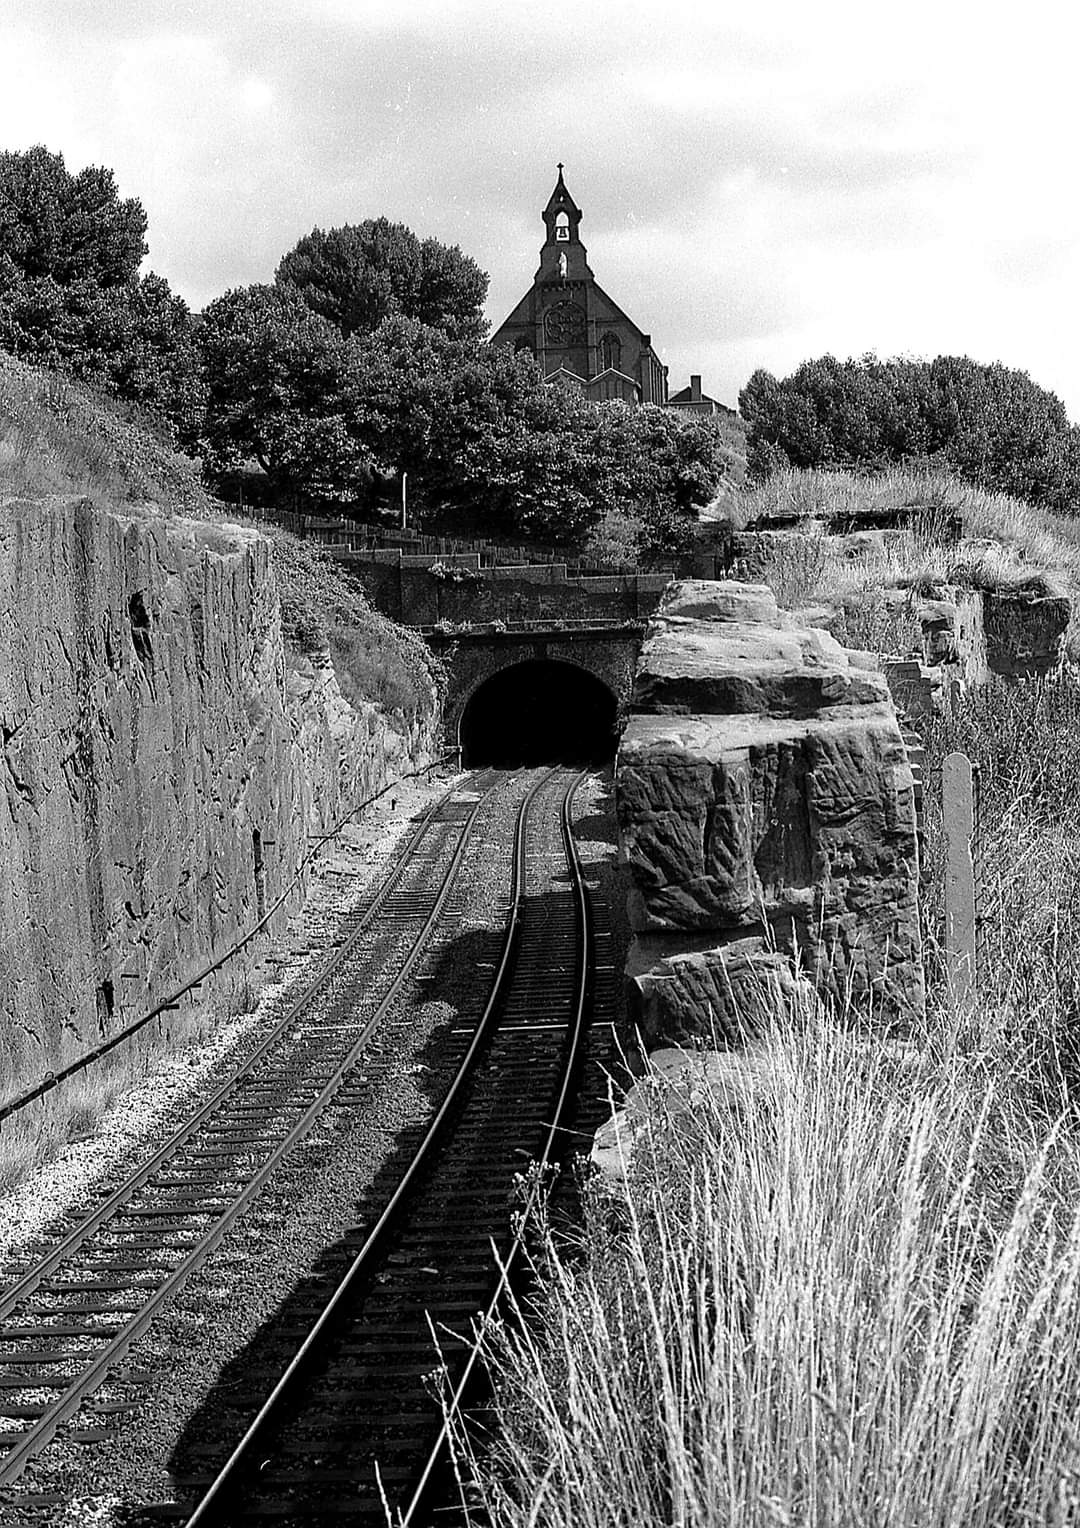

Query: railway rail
<box><xmin>0</xmin><ymin>767</ymin><xmax>518</xmax><ymax>1503</ymax></box>
<box><xmin>179</xmin><ymin>766</ymin><xmax>604</xmax><ymax>1526</ymax></box>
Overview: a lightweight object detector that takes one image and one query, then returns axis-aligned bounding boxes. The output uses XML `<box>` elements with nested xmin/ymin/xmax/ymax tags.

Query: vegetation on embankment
<box><xmin>450</xmin><ymin>674</ymin><xmax>1080</xmax><ymax>1525</ymax></box>
<box><xmin>705</xmin><ymin>464</ymin><xmax>1080</xmax><ymax>657</ymax></box>
<box><xmin>739</xmin><ymin>353</ymin><xmax>1080</xmax><ymax>513</ymax></box>
<box><xmin>0</xmin><ymin>353</ymin><xmax>440</xmax><ymax>727</ymax></box>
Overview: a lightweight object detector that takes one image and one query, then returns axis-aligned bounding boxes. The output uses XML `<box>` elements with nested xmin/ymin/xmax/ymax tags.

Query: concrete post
<box><xmin>942</xmin><ymin>750</ymin><xmax>977</xmax><ymax>1006</ymax></box>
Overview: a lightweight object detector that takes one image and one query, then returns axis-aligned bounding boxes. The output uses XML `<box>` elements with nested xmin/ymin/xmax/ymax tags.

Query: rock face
<box><xmin>616</xmin><ymin>580</ymin><xmax>924</xmax><ymax>1045</ymax></box>
<box><xmin>983</xmin><ymin>590</ymin><xmax>1070</xmax><ymax>679</ymax></box>
<box><xmin>0</xmin><ymin>497</ymin><xmax>435</xmax><ymax>1101</ymax></box>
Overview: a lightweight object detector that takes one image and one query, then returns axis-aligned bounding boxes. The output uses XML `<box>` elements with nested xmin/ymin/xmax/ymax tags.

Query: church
<box><xmin>491</xmin><ymin>167</ymin><xmax>668</xmax><ymax>406</ymax></box>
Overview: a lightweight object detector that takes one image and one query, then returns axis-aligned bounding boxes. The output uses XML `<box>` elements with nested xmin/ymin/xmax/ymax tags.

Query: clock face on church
<box><xmin>544</xmin><ymin>300</ymin><xmax>586</xmax><ymax>346</ymax></box>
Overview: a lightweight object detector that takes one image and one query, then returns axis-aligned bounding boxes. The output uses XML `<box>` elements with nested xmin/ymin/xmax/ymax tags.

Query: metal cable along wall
<box><xmin>0</xmin><ymin>751</ymin><xmax>458</xmax><ymax>1128</ymax></box>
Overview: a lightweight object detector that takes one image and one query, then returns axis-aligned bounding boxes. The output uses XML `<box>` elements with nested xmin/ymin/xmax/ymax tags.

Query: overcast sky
<box><xmin>4</xmin><ymin>0</ymin><xmax>1079</xmax><ymax>414</ymax></box>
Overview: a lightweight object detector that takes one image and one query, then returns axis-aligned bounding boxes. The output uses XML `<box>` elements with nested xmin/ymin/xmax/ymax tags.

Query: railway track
<box><xmin>177</xmin><ymin>766</ymin><xmax>604</xmax><ymax>1526</ymax></box>
<box><xmin>0</xmin><ymin>767</ymin><xmax>518</xmax><ymax>1507</ymax></box>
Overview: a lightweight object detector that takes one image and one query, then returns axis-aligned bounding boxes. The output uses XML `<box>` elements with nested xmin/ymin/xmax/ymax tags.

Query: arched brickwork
<box><xmin>425</xmin><ymin>626</ymin><xmax>644</xmax><ymax>758</ymax></box>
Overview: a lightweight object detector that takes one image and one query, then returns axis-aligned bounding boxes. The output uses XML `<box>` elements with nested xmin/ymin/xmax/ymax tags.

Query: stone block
<box><xmin>625</xmin><ymin>933</ymin><xmax>817</xmax><ymax>1048</ymax></box>
<box><xmin>615</xmin><ymin>579</ymin><xmax>925</xmax><ymax>1033</ymax></box>
<box><xmin>983</xmin><ymin>591</ymin><xmax>1069</xmax><ymax>678</ymax></box>
<box><xmin>632</xmin><ymin>620</ymin><xmax>889</xmax><ymax>718</ymax></box>
<box><xmin>618</xmin><ymin>707</ymin><xmax>918</xmax><ymax>934</ymax></box>
<box><xmin>658</xmin><ymin>579</ymin><xmax>780</xmax><ymax>626</ymax></box>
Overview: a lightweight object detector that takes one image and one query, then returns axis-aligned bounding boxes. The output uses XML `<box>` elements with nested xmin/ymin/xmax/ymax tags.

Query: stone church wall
<box><xmin>0</xmin><ymin>497</ymin><xmax>435</xmax><ymax>1104</ymax></box>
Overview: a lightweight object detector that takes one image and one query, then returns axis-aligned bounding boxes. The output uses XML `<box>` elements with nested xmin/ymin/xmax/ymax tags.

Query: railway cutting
<box><xmin>0</xmin><ymin>767</ymin><xmax>621</xmax><ymax>1526</ymax></box>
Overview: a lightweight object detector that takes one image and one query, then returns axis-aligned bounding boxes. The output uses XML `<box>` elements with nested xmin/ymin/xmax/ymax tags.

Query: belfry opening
<box><xmin>459</xmin><ymin>660</ymin><xmax>618</xmax><ymax>768</ymax></box>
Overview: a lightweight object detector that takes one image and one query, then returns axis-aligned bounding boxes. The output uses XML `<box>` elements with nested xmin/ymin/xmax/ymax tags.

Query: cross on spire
<box><xmin>557</xmin><ymin>161</ymin><xmax>564</xmax><ymax>173</ymax></box>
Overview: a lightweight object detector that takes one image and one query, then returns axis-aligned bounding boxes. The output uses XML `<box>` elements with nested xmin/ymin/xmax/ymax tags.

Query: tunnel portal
<box><xmin>460</xmin><ymin>659</ymin><xmax>619</xmax><ymax>767</ymax></box>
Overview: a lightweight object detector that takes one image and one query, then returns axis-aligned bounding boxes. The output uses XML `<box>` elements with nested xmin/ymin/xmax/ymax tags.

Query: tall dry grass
<box><xmin>449</xmin><ymin>1000</ymin><xmax>1080</xmax><ymax>1527</ymax></box>
<box><xmin>442</xmin><ymin>672</ymin><xmax>1080</xmax><ymax>1527</ymax></box>
<box><xmin>722</xmin><ymin>467</ymin><xmax>1079</xmax><ymax>651</ymax></box>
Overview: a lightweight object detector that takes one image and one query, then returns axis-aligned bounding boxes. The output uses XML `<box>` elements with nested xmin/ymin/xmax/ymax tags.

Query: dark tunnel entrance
<box><xmin>460</xmin><ymin>659</ymin><xmax>619</xmax><ymax>767</ymax></box>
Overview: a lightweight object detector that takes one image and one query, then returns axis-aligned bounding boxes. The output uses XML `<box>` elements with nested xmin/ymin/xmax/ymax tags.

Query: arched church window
<box><xmin>600</xmin><ymin>332</ymin><xmax>621</xmax><ymax>372</ymax></box>
<box><xmin>544</xmin><ymin>300</ymin><xmax>586</xmax><ymax>346</ymax></box>
<box><xmin>555</xmin><ymin>211</ymin><xmax>570</xmax><ymax>241</ymax></box>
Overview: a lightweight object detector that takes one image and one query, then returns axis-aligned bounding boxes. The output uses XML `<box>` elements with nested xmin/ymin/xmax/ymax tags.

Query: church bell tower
<box><xmin>490</xmin><ymin>164</ymin><xmax>669</xmax><ymax>406</ymax></box>
<box><xmin>536</xmin><ymin>164</ymin><xmax>592</xmax><ymax>285</ymax></box>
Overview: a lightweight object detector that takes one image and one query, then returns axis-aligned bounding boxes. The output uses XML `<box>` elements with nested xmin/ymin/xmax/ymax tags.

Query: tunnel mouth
<box><xmin>460</xmin><ymin>659</ymin><xmax>619</xmax><ymax>768</ymax></box>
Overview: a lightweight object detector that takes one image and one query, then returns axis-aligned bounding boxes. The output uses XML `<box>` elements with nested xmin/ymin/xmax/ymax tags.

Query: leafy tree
<box><xmin>0</xmin><ymin>145</ymin><xmax>146</xmax><ymax>288</ymax></box>
<box><xmin>276</xmin><ymin>219</ymin><xmax>488</xmax><ymax>341</ymax></box>
<box><xmin>196</xmin><ymin>284</ymin><xmax>373</xmax><ymax>499</ymax></box>
<box><xmin>0</xmin><ymin>145</ymin><xmax>200</xmax><ymax>436</ymax></box>
<box><xmin>739</xmin><ymin>352</ymin><xmax>1080</xmax><ymax>510</ymax></box>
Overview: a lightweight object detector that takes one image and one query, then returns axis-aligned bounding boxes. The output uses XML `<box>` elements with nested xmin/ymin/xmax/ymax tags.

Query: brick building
<box><xmin>491</xmin><ymin>167</ymin><xmax>668</xmax><ymax>406</ymax></box>
<box><xmin>667</xmin><ymin>374</ymin><xmax>735</xmax><ymax>417</ymax></box>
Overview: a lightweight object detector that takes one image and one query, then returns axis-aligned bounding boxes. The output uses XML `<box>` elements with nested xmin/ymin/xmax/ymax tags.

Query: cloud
<box><xmin>2</xmin><ymin>0</ymin><xmax>1080</xmax><ymax>413</ymax></box>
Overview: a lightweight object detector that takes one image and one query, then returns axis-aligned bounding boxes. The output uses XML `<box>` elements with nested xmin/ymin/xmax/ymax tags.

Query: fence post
<box><xmin>942</xmin><ymin>750</ymin><xmax>977</xmax><ymax>1007</ymax></box>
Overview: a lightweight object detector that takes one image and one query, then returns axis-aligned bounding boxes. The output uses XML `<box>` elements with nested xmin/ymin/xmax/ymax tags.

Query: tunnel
<box><xmin>459</xmin><ymin>659</ymin><xmax>619</xmax><ymax>767</ymax></box>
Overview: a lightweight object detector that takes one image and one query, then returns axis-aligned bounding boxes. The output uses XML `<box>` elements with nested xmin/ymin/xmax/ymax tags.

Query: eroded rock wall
<box><xmin>0</xmin><ymin>497</ymin><xmax>434</xmax><ymax>1097</ymax></box>
<box><xmin>616</xmin><ymin>580</ymin><xmax>924</xmax><ymax>1046</ymax></box>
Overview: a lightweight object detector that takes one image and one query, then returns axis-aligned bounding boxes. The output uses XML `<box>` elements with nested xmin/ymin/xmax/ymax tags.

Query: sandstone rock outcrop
<box><xmin>616</xmin><ymin>580</ymin><xmax>924</xmax><ymax>1045</ymax></box>
<box><xmin>0</xmin><ymin>497</ymin><xmax>436</xmax><ymax>1104</ymax></box>
<box><xmin>983</xmin><ymin>589</ymin><xmax>1069</xmax><ymax>678</ymax></box>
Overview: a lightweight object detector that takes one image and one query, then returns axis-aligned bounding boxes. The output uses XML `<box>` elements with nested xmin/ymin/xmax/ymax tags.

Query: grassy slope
<box><xmin>704</xmin><ymin>465</ymin><xmax>1080</xmax><ymax>656</ymax></box>
<box><xmin>0</xmin><ymin>354</ymin><xmax>439</xmax><ymax>726</ymax></box>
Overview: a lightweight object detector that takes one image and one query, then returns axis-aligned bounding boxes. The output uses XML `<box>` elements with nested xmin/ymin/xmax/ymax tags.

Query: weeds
<box><xmin>831</xmin><ymin>593</ymin><xmax>923</xmax><ymax>657</ymax></box>
<box><xmin>450</xmin><ymin>994</ymin><xmax>1080</xmax><ymax>1527</ymax></box>
<box><xmin>757</xmin><ymin>535</ymin><xmax>829</xmax><ymax>609</ymax></box>
<box><xmin>0</xmin><ymin>353</ymin><xmax>215</xmax><ymax>516</ymax></box>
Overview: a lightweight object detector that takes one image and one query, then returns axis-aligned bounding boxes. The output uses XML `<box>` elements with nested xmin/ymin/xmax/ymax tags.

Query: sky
<box><xmin>3</xmin><ymin>0</ymin><xmax>1080</xmax><ymax>415</ymax></box>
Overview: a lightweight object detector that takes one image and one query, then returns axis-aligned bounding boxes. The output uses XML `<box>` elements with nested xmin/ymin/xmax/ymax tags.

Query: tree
<box><xmin>0</xmin><ymin>145</ymin><xmax>200</xmax><ymax>436</ymax></box>
<box><xmin>739</xmin><ymin>352</ymin><xmax>1080</xmax><ymax>510</ymax></box>
<box><xmin>0</xmin><ymin>145</ymin><xmax>146</xmax><ymax>289</ymax></box>
<box><xmin>196</xmin><ymin>284</ymin><xmax>373</xmax><ymax>499</ymax></box>
<box><xmin>276</xmin><ymin>219</ymin><xmax>488</xmax><ymax>342</ymax></box>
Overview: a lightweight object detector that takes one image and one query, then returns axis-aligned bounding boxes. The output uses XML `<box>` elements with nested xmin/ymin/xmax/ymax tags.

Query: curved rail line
<box><xmin>0</xmin><ymin>769</ymin><xmax>512</xmax><ymax>1492</ymax></box>
<box><xmin>181</xmin><ymin>767</ymin><xmax>594</xmax><ymax>1527</ymax></box>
